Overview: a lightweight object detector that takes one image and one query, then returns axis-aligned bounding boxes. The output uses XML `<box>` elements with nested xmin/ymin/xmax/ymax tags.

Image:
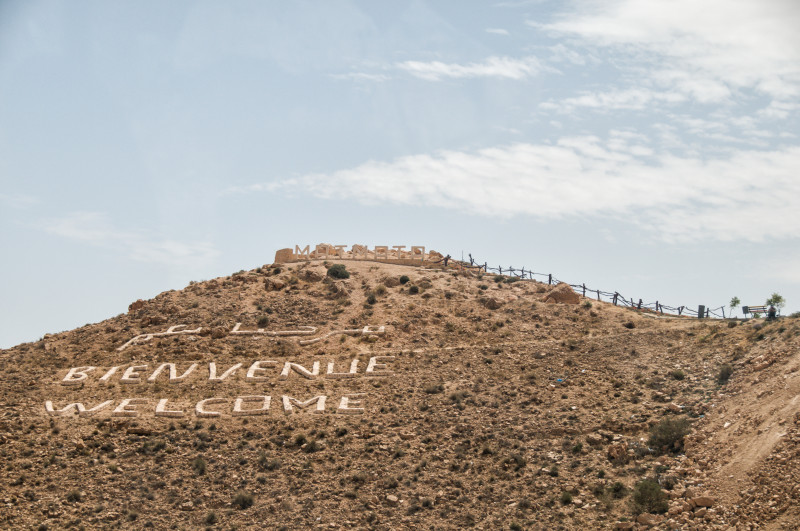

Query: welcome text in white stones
<box><xmin>60</xmin><ymin>357</ymin><xmax>395</xmax><ymax>386</ymax></box>
<box><xmin>45</xmin><ymin>394</ymin><xmax>367</xmax><ymax>418</ymax></box>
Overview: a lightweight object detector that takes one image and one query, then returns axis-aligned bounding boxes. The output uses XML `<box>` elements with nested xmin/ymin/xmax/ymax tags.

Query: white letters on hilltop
<box><xmin>48</xmin><ymin>357</ymin><xmax>395</xmax><ymax>419</ymax></box>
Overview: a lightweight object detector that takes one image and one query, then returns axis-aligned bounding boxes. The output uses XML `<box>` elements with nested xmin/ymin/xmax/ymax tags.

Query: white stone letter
<box><xmin>325</xmin><ymin>359</ymin><xmax>359</xmax><ymax>379</ymax></box>
<box><xmin>233</xmin><ymin>396</ymin><xmax>271</xmax><ymax>416</ymax></box>
<box><xmin>120</xmin><ymin>365</ymin><xmax>148</xmax><ymax>384</ymax></box>
<box><xmin>208</xmin><ymin>362</ymin><xmax>242</xmax><ymax>382</ymax></box>
<box><xmin>99</xmin><ymin>366</ymin><xmax>121</xmax><ymax>385</ymax></box>
<box><xmin>279</xmin><ymin>361</ymin><xmax>320</xmax><ymax>380</ymax></box>
<box><xmin>195</xmin><ymin>398</ymin><xmax>226</xmax><ymax>418</ymax></box>
<box><xmin>282</xmin><ymin>395</ymin><xmax>326</xmax><ymax>414</ymax></box>
<box><xmin>112</xmin><ymin>398</ymin><xmax>148</xmax><ymax>417</ymax></box>
<box><xmin>61</xmin><ymin>366</ymin><xmax>96</xmax><ymax>386</ymax></box>
<box><xmin>337</xmin><ymin>393</ymin><xmax>366</xmax><ymax>415</ymax></box>
<box><xmin>155</xmin><ymin>398</ymin><xmax>184</xmax><ymax>418</ymax></box>
<box><xmin>366</xmin><ymin>356</ymin><xmax>395</xmax><ymax>376</ymax></box>
<box><xmin>147</xmin><ymin>363</ymin><xmax>197</xmax><ymax>383</ymax></box>
<box><xmin>45</xmin><ymin>400</ymin><xmax>113</xmax><ymax>417</ymax></box>
<box><xmin>246</xmin><ymin>361</ymin><xmax>277</xmax><ymax>381</ymax></box>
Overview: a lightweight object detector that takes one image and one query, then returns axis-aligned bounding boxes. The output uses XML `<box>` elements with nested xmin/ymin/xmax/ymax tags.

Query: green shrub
<box><xmin>409</xmin><ymin>285</ymin><xmax>419</xmax><ymax>294</ymax></box>
<box><xmin>399</xmin><ymin>275</ymin><xmax>410</xmax><ymax>284</ymax></box>
<box><xmin>66</xmin><ymin>490</ymin><xmax>81</xmax><ymax>503</ymax></box>
<box><xmin>560</xmin><ymin>491</ymin><xmax>573</xmax><ymax>505</ymax></box>
<box><xmin>233</xmin><ymin>491</ymin><xmax>254</xmax><ymax>510</ymax></box>
<box><xmin>718</xmin><ymin>364</ymin><xmax>733</xmax><ymax>385</ymax></box>
<box><xmin>366</xmin><ymin>293</ymin><xmax>377</xmax><ymax>305</ymax></box>
<box><xmin>648</xmin><ymin>417</ymin><xmax>690</xmax><ymax>454</ymax></box>
<box><xmin>631</xmin><ymin>479</ymin><xmax>668</xmax><ymax>514</ymax></box>
<box><xmin>494</xmin><ymin>275</ymin><xmax>505</xmax><ymax>283</ymax></box>
<box><xmin>257</xmin><ymin>316</ymin><xmax>269</xmax><ymax>328</ymax></box>
<box><xmin>191</xmin><ymin>457</ymin><xmax>207</xmax><ymax>475</ymax></box>
<box><xmin>668</xmin><ymin>369</ymin><xmax>685</xmax><ymax>380</ymax></box>
<box><xmin>610</xmin><ymin>481</ymin><xmax>627</xmax><ymax>498</ymax></box>
<box><xmin>204</xmin><ymin>512</ymin><xmax>218</xmax><ymax>525</ymax></box>
<box><xmin>327</xmin><ymin>264</ymin><xmax>350</xmax><ymax>279</ymax></box>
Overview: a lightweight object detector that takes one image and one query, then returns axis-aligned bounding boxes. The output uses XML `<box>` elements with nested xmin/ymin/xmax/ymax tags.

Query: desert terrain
<box><xmin>1</xmin><ymin>256</ymin><xmax>798</xmax><ymax>530</ymax></box>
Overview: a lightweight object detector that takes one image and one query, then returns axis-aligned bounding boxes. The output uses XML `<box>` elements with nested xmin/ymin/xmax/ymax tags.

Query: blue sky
<box><xmin>2</xmin><ymin>0</ymin><xmax>799</xmax><ymax>348</ymax></box>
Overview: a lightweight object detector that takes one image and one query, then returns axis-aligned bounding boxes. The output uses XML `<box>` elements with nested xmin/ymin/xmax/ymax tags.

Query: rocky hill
<box><xmin>1</xmin><ymin>258</ymin><xmax>799</xmax><ymax>530</ymax></box>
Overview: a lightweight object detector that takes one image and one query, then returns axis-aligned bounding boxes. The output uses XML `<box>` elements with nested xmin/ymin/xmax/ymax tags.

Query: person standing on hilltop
<box><xmin>443</xmin><ymin>254</ymin><xmax>451</xmax><ymax>267</ymax></box>
<box><xmin>767</xmin><ymin>305</ymin><xmax>777</xmax><ymax>320</ymax></box>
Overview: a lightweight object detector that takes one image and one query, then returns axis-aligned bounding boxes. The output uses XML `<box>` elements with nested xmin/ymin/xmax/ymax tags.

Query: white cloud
<box><xmin>331</xmin><ymin>72</ymin><xmax>390</xmax><ymax>82</ymax></box>
<box><xmin>540</xmin><ymin>87</ymin><xmax>686</xmax><ymax>113</ymax></box>
<box><xmin>485</xmin><ymin>28</ymin><xmax>510</xmax><ymax>36</ymax></box>
<box><xmin>0</xmin><ymin>193</ymin><xmax>38</xmax><ymax>209</ymax></box>
<box><xmin>539</xmin><ymin>0</ymin><xmax>800</xmax><ymax>103</ymax></box>
<box><xmin>397</xmin><ymin>56</ymin><xmax>543</xmax><ymax>81</ymax></box>
<box><xmin>253</xmin><ymin>138</ymin><xmax>800</xmax><ymax>243</ymax></box>
<box><xmin>42</xmin><ymin>211</ymin><xmax>218</xmax><ymax>267</ymax></box>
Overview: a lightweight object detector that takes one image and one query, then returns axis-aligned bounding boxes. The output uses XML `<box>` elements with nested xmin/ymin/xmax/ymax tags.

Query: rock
<box><xmin>211</xmin><ymin>327</ymin><xmax>228</xmax><ymax>339</ymax></box>
<box><xmin>128</xmin><ymin>299</ymin><xmax>146</xmax><ymax>313</ymax></box>
<box><xmin>614</xmin><ymin>522</ymin><xmax>635</xmax><ymax>530</ymax></box>
<box><xmin>694</xmin><ymin>507</ymin><xmax>707</xmax><ymax>517</ymax></box>
<box><xmin>180</xmin><ymin>502</ymin><xmax>194</xmax><ymax>511</ymax></box>
<box><xmin>543</xmin><ymin>283</ymin><xmax>581</xmax><ymax>305</ymax></box>
<box><xmin>299</xmin><ymin>269</ymin><xmax>323</xmax><ymax>282</ymax></box>
<box><xmin>327</xmin><ymin>281</ymin><xmax>350</xmax><ymax>298</ymax></box>
<box><xmin>668</xmin><ymin>403</ymin><xmax>682</xmax><ymax>413</ymax></box>
<box><xmin>265</xmin><ymin>278</ymin><xmax>286</xmax><ymax>291</ymax></box>
<box><xmin>386</xmin><ymin>494</ymin><xmax>399</xmax><ymax>507</ymax></box>
<box><xmin>692</xmin><ymin>496</ymin><xmax>715</xmax><ymax>508</ymax></box>
<box><xmin>586</xmin><ymin>433</ymin><xmax>604</xmax><ymax>446</ymax></box>
<box><xmin>607</xmin><ymin>442</ymin><xmax>629</xmax><ymax>463</ymax></box>
<box><xmin>637</xmin><ymin>513</ymin><xmax>663</xmax><ymax>526</ymax></box>
<box><xmin>483</xmin><ymin>297</ymin><xmax>502</xmax><ymax>310</ymax></box>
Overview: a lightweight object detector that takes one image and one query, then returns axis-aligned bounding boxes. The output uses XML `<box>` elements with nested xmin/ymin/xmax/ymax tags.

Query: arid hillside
<box><xmin>1</xmin><ymin>258</ymin><xmax>799</xmax><ymax>530</ymax></box>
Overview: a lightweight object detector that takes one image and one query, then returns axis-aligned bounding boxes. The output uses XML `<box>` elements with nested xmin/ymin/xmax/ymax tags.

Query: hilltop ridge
<box><xmin>2</xmin><ymin>258</ymin><xmax>799</xmax><ymax>530</ymax></box>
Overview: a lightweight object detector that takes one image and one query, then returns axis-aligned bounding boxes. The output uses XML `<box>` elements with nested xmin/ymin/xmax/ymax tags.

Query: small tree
<box><xmin>765</xmin><ymin>292</ymin><xmax>785</xmax><ymax>312</ymax></box>
<box><xmin>729</xmin><ymin>296</ymin><xmax>740</xmax><ymax>317</ymax></box>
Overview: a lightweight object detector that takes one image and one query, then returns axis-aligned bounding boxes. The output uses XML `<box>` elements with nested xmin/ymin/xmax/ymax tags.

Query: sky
<box><xmin>2</xmin><ymin>0</ymin><xmax>799</xmax><ymax>348</ymax></box>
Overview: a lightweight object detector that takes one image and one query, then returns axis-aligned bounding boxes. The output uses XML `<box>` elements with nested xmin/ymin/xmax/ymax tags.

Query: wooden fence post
<box><xmin>582</xmin><ymin>283</ymin><xmax>586</xmax><ymax>297</ymax></box>
<box><xmin>613</xmin><ymin>292</ymin><xmax>618</xmax><ymax>305</ymax></box>
<box><xmin>638</xmin><ymin>299</ymin><xmax>642</xmax><ymax>309</ymax></box>
<box><xmin>596</xmin><ymin>290</ymin><xmax>600</xmax><ymax>301</ymax></box>
<box><xmin>548</xmin><ymin>274</ymin><xmax>552</xmax><ymax>285</ymax></box>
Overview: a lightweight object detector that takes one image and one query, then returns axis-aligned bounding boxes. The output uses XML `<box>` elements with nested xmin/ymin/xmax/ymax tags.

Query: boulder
<box><xmin>586</xmin><ymin>433</ymin><xmax>604</xmax><ymax>446</ymax></box>
<box><xmin>607</xmin><ymin>442</ymin><xmax>629</xmax><ymax>463</ymax></box>
<box><xmin>128</xmin><ymin>299</ymin><xmax>146</xmax><ymax>313</ymax></box>
<box><xmin>543</xmin><ymin>283</ymin><xmax>581</xmax><ymax>304</ymax></box>
<box><xmin>299</xmin><ymin>268</ymin><xmax>324</xmax><ymax>282</ymax></box>
<box><xmin>265</xmin><ymin>278</ymin><xmax>286</xmax><ymax>292</ymax></box>
<box><xmin>483</xmin><ymin>297</ymin><xmax>503</xmax><ymax>310</ymax></box>
<box><xmin>691</xmin><ymin>496</ymin><xmax>715</xmax><ymax>508</ymax></box>
<box><xmin>637</xmin><ymin>513</ymin><xmax>663</xmax><ymax>526</ymax></box>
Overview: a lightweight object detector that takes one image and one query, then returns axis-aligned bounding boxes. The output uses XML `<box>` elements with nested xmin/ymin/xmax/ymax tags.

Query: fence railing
<box><xmin>430</xmin><ymin>253</ymin><xmax>727</xmax><ymax>319</ymax></box>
